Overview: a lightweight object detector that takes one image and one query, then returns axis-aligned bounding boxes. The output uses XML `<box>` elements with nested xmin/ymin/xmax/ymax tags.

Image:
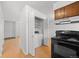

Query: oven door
<box><xmin>53</xmin><ymin>39</ymin><xmax>77</xmax><ymax>58</ymax></box>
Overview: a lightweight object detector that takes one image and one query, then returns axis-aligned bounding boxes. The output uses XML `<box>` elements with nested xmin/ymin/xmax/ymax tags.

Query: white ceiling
<box><xmin>26</xmin><ymin>1</ymin><xmax>55</xmax><ymax>15</ymax></box>
<box><xmin>0</xmin><ymin>1</ymin><xmax>56</xmax><ymax>20</ymax></box>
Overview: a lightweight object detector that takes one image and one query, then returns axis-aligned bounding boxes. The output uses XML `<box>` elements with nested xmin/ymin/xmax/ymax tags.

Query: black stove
<box><xmin>51</xmin><ymin>30</ymin><xmax>79</xmax><ymax>58</ymax></box>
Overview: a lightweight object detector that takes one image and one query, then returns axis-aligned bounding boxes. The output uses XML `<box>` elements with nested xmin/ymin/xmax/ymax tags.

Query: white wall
<box><xmin>28</xmin><ymin>6</ymin><xmax>35</xmax><ymax>56</ymax></box>
<box><xmin>0</xmin><ymin>19</ymin><xmax>4</xmax><ymax>55</ymax></box>
<box><xmin>0</xmin><ymin>5</ymin><xmax>4</xmax><ymax>55</ymax></box>
<box><xmin>16</xmin><ymin>5</ymin><xmax>29</xmax><ymax>54</ymax></box>
<box><xmin>52</xmin><ymin>1</ymin><xmax>79</xmax><ymax>37</ymax></box>
<box><xmin>48</xmin><ymin>13</ymin><xmax>56</xmax><ymax>38</ymax></box>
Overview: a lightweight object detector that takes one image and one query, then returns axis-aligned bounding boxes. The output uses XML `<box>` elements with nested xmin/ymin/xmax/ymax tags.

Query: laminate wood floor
<box><xmin>2</xmin><ymin>38</ymin><xmax>51</xmax><ymax>58</ymax></box>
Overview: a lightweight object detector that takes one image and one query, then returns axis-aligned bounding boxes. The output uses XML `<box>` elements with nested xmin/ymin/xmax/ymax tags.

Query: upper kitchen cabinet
<box><xmin>55</xmin><ymin>7</ymin><xmax>65</xmax><ymax>20</ymax></box>
<box><xmin>65</xmin><ymin>1</ymin><xmax>79</xmax><ymax>17</ymax></box>
<box><xmin>54</xmin><ymin>1</ymin><xmax>79</xmax><ymax>20</ymax></box>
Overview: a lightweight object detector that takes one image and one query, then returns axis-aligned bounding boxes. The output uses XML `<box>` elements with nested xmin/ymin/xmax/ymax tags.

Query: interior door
<box><xmin>4</xmin><ymin>21</ymin><xmax>16</xmax><ymax>38</ymax></box>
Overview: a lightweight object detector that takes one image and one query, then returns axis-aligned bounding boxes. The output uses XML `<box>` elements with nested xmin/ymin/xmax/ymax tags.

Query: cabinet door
<box><xmin>65</xmin><ymin>1</ymin><xmax>79</xmax><ymax>17</ymax></box>
<box><xmin>55</xmin><ymin>9</ymin><xmax>60</xmax><ymax>20</ymax></box>
<box><xmin>55</xmin><ymin>7</ymin><xmax>65</xmax><ymax>20</ymax></box>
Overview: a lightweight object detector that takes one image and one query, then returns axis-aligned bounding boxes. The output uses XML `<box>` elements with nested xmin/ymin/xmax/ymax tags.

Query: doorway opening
<box><xmin>4</xmin><ymin>20</ymin><xmax>16</xmax><ymax>39</ymax></box>
<box><xmin>35</xmin><ymin>16</ymin><xmax>44</xmax><ymax>46</ymax></box>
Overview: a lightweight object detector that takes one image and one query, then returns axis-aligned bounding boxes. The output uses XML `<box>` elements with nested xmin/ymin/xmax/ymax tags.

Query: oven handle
<box><xmin>57</xmin><ymin>40</ymin><xmax>79</xmax><ymax>47</ymax></box>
